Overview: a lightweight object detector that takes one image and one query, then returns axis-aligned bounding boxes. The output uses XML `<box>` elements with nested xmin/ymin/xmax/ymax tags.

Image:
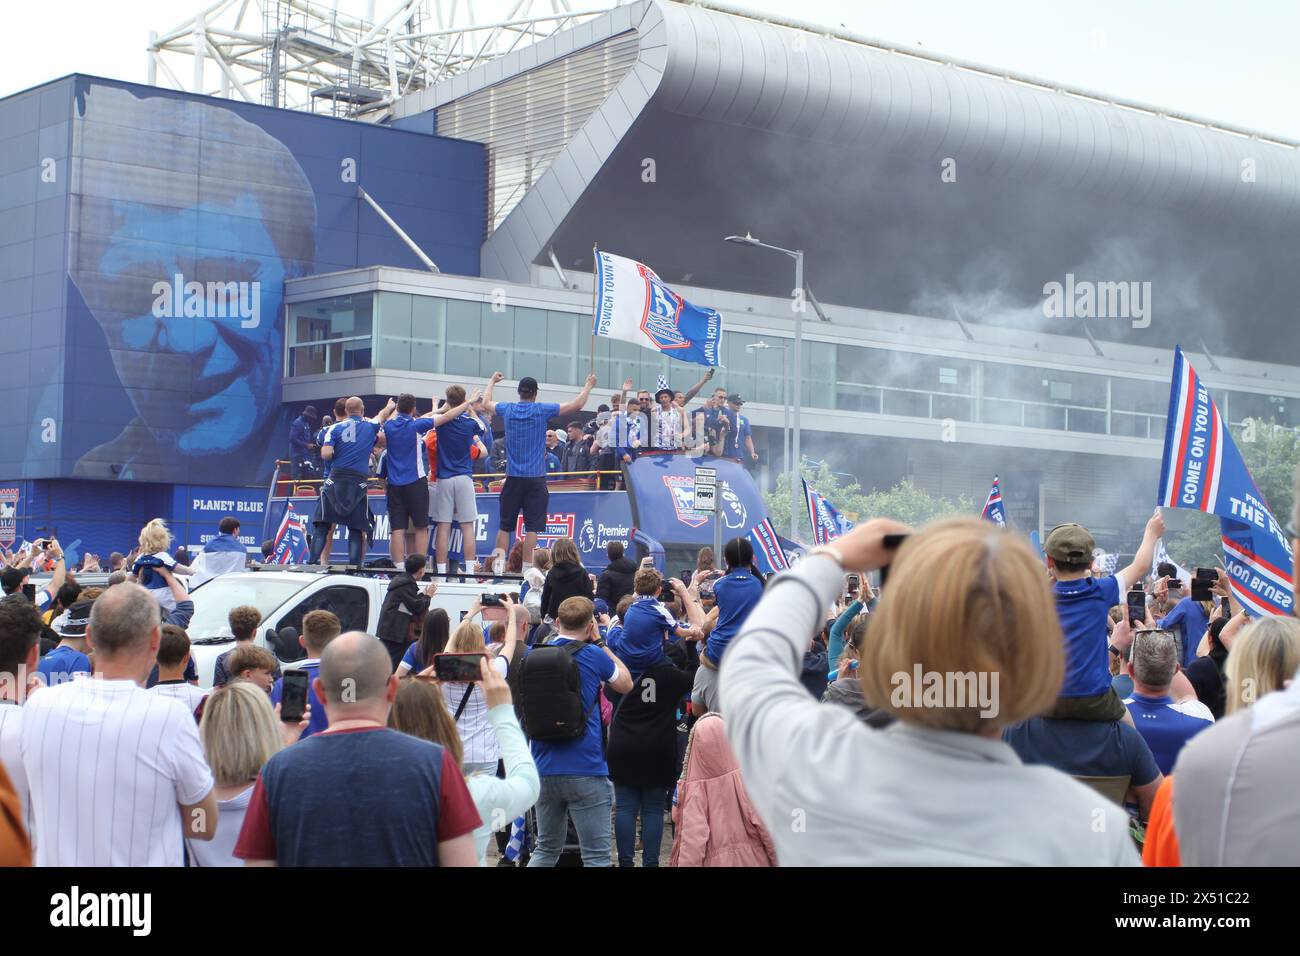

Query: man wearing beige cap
<box><xmin>1044</xmin><ymin>508</ymin><xmax>1164</xmax><ymax>722</ymax></box>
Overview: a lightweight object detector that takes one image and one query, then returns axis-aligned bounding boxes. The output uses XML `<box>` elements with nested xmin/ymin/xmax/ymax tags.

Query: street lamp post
<box><xmin>746</xmin><ymin>341</ymin><xmax>791</xmax><ymax>520</ymax></box>
<box><xmin>727</xmin><ymin>234</ymin><xmax>804</xmax><ymax>540</ymax></box>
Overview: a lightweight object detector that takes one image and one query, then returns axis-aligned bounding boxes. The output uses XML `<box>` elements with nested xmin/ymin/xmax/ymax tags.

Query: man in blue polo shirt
<box><xmin>309</xmin><ymin>396</ymin><xmax>395</xmax><ymax>565</ymax></box>
<box><xmin>720</xmin><ymin>394</ymin><xmax>758</xmax><ymax>465</ymax></box>
<box><xmin>433</xmin><ymin>384</ymin><xmax>490</xmax><ymax>576</ymax></box>
<box><xmin>1045</xmin><ymin>508</ymin><xmax>1163</xmax><ymax>723</ymax></box>
<box><xmin>483</xmin><ymin>370</ymin><xmax>596</xmax><ymax>569</ymax></box>
<box><xmin>383</xmin><ymin>390</ymin><xmax>479</xmax><ymax>566</ymax></box>
<box><xmin>1123</xmin><ymin>628</ymin><xmax>1214</xmax><ymax>774</ymax></box>
<box><xmin>525</xmin><ymin>596</ymin><xmax>632</xmax><ymax>867</ymax></box>
<box><xmin>692</xmin><ymin>536</ymin><xmax>764</xmax><ymax>715</ymax></box>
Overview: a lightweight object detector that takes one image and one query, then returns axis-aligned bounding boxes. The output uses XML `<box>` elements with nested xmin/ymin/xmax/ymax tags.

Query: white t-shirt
<box><xmin>440</xmin><ymin>655</ymin><xmax>509</xmax><ymax>766</ymax></box>
<box><xmin>186</xmin><ymin>786</ymin><xmax>253</xmax><ymax>868</ymax></box>
<box><xmin>150</xmin><ymin>681</ymin><xmax>208</xmax><ymax>715</ymax></box>
<box><xmin>0</xmin><ymin>702</ymin><xmax>30</xmax><ymax>839</ymax></box>
<box><xmin>21</xmin><ymin>678</ymin><xmax>214</xmax><ymax>866</ymax></box>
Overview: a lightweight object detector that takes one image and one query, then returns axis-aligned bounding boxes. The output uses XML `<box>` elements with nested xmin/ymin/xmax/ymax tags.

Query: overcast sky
<box><xmin>4</xmin><ymin>0</ymin><xmax>1297</xmax><ymax>141</ymax></box>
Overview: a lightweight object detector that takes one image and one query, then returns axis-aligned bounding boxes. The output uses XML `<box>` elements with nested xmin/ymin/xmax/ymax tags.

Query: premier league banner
<box><xmin>593</xmin><ymin>250</ymin><xmax>723</xmax><ymax>368</ymax></box>
<box><xmin>1157</xmin><ymin>347</ymin><xmax>1294</xmax><ymax>617</ymax></box>
<box><xmin>804</xmin><ymin>480</ymin><xmax>855</xmax><ymax>546</ymax></box>
<box><xmin>981</xmin><ymin>476</ymin><xmax>1007</xmax><ymax>527</ymax></box>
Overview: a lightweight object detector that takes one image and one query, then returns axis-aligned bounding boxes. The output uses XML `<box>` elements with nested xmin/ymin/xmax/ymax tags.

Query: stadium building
<box><xmin>2</xmin><ymin>0</ymin><xmax>1298</xmax><ymax>557</ymax></box>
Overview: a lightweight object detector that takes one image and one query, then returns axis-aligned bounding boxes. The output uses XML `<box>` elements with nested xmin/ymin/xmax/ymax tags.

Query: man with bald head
<box><xmin>21</xmin><ymin>583</ymin><xmax>217</xmax><ymax>865</ymax></box>
<box><xmin>234</xmin><ymin>632</ymin><xmax>481</xmax><ymax>866</ymax></box>
<box><xmin>309</xmin><ymin>396</ymin><xmax>396</xmax><ymax>565</ymax></box>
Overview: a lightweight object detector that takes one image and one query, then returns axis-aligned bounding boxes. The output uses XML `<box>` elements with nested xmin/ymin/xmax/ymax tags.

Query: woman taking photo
<box><xmin>719</xmin><ymin>516</ymin><xmax>1141</xmax><ymax>865</ymax></box>
<box><xmin>389</xmin><ymin>660</ymin><xmax>539</xmax><ymax>866</ymax></box>
<box><xmin>439</xmin><ymin>596</ymin><xmax>518</xmax><ymax>776</ymax></box>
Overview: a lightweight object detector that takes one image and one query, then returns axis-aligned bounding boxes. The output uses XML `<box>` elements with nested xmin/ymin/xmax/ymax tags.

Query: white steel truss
<box><xmin>146</xmin><ymin>0</ymin><xmax>623</xmax><ymax>120</ymax></box>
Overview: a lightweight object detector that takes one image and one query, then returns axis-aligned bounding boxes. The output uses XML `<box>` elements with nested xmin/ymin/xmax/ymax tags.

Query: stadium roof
<box><xmin>396</xmin><ymin>0</ymin><xmax>1300</xmax><ymax>363</ymax></box>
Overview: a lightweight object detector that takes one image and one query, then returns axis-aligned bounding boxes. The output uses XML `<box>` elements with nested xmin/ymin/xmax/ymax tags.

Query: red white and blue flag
<box><xmin>804</xmin><ymin>479</ymin><xmax>855</xmax><ymax>546</ymax></box>
<box><xmin>748</xmin><ymin>518</ymin><xmax>790</xmax><ymax>576</ymax></box>
<box><xmin>981</xmin><ymin>475</ymin><xmax>1007</xmax><ymax>527</ymax></box>
<box><xmin>272</xmin><ymin>501</ymin><xmax>309</xmax><ymax>565</ymax></box>
<box><xmin>1158</xmin><ymin>347</ymin><xmax>1293</xmax><ymax>617</ymax></box>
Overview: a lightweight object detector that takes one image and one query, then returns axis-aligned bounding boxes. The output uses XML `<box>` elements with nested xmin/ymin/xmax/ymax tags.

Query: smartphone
<box><xmin>1167</xmin><ymin>579</ymin><xmax>1183</xmax><ymax>590</ymax></box>
<box><xmin>1126</xmin><ymin>589</ymin><xmax>1147</xmax><ymax>624</ymax></box>
<box><xmin>659</xmin><ymin>583</ymin><xmax>675</xmax><ymax>601</ymax></box>
<box><xmin>21</xmin><ymin>583</ymin><xmax>36</xmax><ymax>603</ymax></box>
<box><xmin>1191</xmin><ymin>570</ymin><xmax>1215</xmax><ymax>602</ymax></box>
<box><xmin>878</xmin><ymin>534</ymin><xmax>909</xmax><ymax>588</ymax></box>
<box><xmin>846</xmin><ymin>573</ymin><xmax>861</xmax><ymax>597</ymax></box>
<box><xmin>280</xmin><ymin>670</ymin><xmax>310</xmax><ymax>723</ymax></box>
<box><xmin>433</xmin><ymin>652</ymin><xmax>486</xmax><ymax>682</ymax></box>
<box><xmin>1194</xmin><ymin>568</ymin><xmax>1217</xmax><ymax>582</ymax></box>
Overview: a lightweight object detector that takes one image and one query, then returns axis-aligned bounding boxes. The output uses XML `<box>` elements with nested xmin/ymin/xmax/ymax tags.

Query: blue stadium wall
<box><xmin>0</xmin><ymin>74</ymin><xmax>486</xmax><ymax>557</ymax></box>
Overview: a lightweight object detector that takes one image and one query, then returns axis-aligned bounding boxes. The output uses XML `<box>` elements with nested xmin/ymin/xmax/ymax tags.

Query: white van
<box><xmin>184</xmin><ymin>570</ymin><xmax>490</xmax><ymax>688</ymax></box>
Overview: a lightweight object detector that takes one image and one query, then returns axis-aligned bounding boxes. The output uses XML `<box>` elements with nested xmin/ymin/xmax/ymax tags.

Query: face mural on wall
<box><xmin>67</xmin><ymin>84</ymin><xmax>316</xmax><ymax>483</ymax></box>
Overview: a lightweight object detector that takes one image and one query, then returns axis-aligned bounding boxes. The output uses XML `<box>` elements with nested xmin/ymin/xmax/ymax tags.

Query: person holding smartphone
<box><xmin>691</xmin><ymin>537</ymin><xmax>764</xmax><ymax>717</ymax></box>
<box><xmin>432</xmin><ymin>594</ymin><xmax>518</xmax><ymax>776</ymax></box>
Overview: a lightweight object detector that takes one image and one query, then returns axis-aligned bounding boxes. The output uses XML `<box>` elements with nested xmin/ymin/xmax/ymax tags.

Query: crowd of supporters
<box><xmin>1</xmin><ymin>370</ymin><xmax>1299</xmax><ymax>868</ymax></box>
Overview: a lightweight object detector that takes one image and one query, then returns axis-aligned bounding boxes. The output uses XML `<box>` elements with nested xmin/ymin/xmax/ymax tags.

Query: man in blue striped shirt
<box><xmin>483</xmin><ymin>371</ymin><xmax>596</xmax><ymax>568</ymax></box>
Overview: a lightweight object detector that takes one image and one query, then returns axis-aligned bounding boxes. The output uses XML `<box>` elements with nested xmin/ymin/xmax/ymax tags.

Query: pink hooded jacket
<box><xmin>670</xmin><ymin>714</ymin><xmax>778</xmax><ymax>867</ymax></box>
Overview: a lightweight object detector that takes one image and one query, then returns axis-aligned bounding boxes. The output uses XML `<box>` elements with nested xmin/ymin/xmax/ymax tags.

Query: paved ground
<box><xmin>486</xmin><ymin>810</ymin><xmax>676</xmax><ymax>867</ymax></box>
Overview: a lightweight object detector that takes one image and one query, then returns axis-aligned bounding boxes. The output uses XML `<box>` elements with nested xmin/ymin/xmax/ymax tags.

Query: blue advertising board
<box><xmin>266</xmin><ymin>490</ymin><xmax>634</xmax><ymax>568</ymax></box>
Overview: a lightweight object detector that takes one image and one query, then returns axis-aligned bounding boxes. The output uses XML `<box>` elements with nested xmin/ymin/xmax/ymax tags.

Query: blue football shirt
<box><xmin>1055</xmin><ymin>574</ymin><xmax>1123</xmax><ymax>698</ymax></box>
<box><xmin>436</xmin><ymin>415</ymin><xmax>487</xmax><ymax>479</ymax></box>
<box><xmin>496</xmin><ymin>401</ymin><xmax>561</xmax><ymax>477</ymax></box>
<box><xmin>323</xmin><ymin>416</ymin><xmax>380</xmax><ymax>474</ymax></box>
<box><xmin>381</xmin><ymin>413</ymin><xmax>435</xmax><ymax>486</ymax></box>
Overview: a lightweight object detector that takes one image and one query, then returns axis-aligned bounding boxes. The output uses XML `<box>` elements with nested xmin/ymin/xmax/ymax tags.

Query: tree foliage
<box><xmin>765</xmin><ymin>461</ymin><xmax>972</xmax><ymax>545</ymax></box>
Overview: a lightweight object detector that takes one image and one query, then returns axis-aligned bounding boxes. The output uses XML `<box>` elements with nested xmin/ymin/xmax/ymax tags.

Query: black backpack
<box><xmin>516</xmin><ymin>640</ymin><xmax>592</xmax><ymax>742</ymax></box>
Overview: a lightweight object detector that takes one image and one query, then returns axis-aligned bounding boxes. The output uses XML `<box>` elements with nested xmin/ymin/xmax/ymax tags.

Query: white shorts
<box><xmin>430</xmin><ymin>474</ymin><xmax>478</xmax><ymax>524</ymax></box>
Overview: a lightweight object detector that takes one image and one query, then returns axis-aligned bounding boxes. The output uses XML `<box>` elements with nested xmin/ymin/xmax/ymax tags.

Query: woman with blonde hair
<box><xmin>439</xmin><ymin>595</ymin><xmax>518</xmax><ymax>776</ymax></box>
<box><xmin>719</xmin><ymin>516</ymin><xmax>1141</xmax><ymax>865</ymax></box>
<box><xmin>132</xmin><ymin>518</ymin><xmax>193</xmax><ymax>611</ymax></box>
<box><xmin>190</xmin><ymin>681</ymin><xmax>308</xmax><ymax>866</ymax></box>
<box><xmin>390</xmin><ymin>660</ymin><xmax>539</xmax><ymax>866</ymax></box>
<box><xmin>1223</xmin><ymin>615</ymin><xmax>1300</xmax><ymax>714</ymax></box>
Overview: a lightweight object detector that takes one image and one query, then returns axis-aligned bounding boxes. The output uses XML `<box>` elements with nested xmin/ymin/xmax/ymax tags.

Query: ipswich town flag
<box><xmin>981</xmin><ymin>476</ymin><xmax>1007</xmax><ymax>526</ymax></box>
<box><xmin>748</xmin><ymin>518</ymin><xmax>790</xmax><ymax>576</ymax></box>
<box><xmin>1157</xmin><ymin>347</ymin><xmax>1294</xmax><ymax>617</ymax></box>
<box><xmin>804</xmin><ymin>479</ymin><xmax>855</xmax><ymax>546</ymax></box>
<box><xmin>593</xmin><ymin>250</ymin><xmax>723</xmax><ymax>368</ymax></box>
<box><xmin>272</xmin><ymin>501</ymin><xmax>309</xmax><ymax>565</ymax></box>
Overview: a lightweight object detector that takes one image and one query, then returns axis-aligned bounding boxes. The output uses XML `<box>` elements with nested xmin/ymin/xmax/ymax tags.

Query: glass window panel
<box><xmin>546</xmin><ymin>311</ymin><xmax>578</xmax><ymax>386</ymax></box>
<box><xmin>1066</xmin><ymin>408</ymin><xmax>1107</xmax><ymax>434</ymax></box>
<box><xmin>1111</xmin><ymin>377</ymin><xmax>1166</xmax><ymax>416</ymax></box>
<box><xmin>288</xmin><ymin>343</ymin><xmax>326</xmax><ymax>377</ymax></box>
<box><xmin>933</xmin><ymin>395</ymin><xmax>973</xmax><ymax>422</ymax></box>
<box><xmin>444</xmin><ymin>299</ymin><xmax>482</xmax><ymax>376</ymax></box>
<box><xmin>981</xmin><ymin>398</ymin><xmax>1025</xmax><ymax>428</ymax></box>
<box><xmin>410</xmin><ymin>295</ymin><xmax>445</xmax><ymax>373</ymax></box>
<box><xmin>341</xmin><ymin>337</ymin><xmax>371</xmax><ymax>371</ymax></box>
<box><xmin>287</xmin><ymin>293</ymin><xmax>372</xmax><ymax>345</ymax></box>
<box><xmin>478</xmin><ymin>304</ymin><xmax>514</xmax><ymax>379</ymax></box>
<box><xmin>836</xmin><ymin>382</ymin><xmax>880</xmax><ymax>412</ymax></box>
<box><xmin>1110</xmin><ymin>411</ymin><xmax>1150</xmax><ymax>438</ymax></box>
<box><xmin>1229</xmin><ymin>391</ymin><xmax>1297</xmax><ymax>428</ymax></box>
<box><xmin>1024</xmin><ymin>403</ymin><xmax>1066</xmax><ymax>430</ymax></box>
<box><xmin>752</xmin><ymin>345</ymin><xmax>786</xmax><ymax>405</ymax></box>
<box><xmin>883</xmin><ymin>389</ymin><xmax>930</xmax><ymax>417</ymax></box>
<box><xmin>374</xmin><ymin>291</ymin><xmax>411</xmax><ymax>370</ymax></box>
<box><xmin>513</xmin><ymin>307</ymin><xmax>548</xmax><ymax>379</ymax></box>
<box><xmin>801</xmin><ymin>340</ymin><xmax>835</xmax><ymax>408</ymax></box>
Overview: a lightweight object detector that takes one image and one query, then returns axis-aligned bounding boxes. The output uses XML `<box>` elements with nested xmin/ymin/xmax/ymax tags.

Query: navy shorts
<box><xmin>386</xmin><ymin>479</ymin><xmax>429</xmax><ymax>533</ymax></box>
<box><xmin>499</xmin><ymin>476</ymin><xmax>549</xmax><ymax>534</ymax></box>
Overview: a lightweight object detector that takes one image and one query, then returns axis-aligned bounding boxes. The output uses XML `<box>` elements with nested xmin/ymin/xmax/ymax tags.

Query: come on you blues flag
<box><xmin>803</xmin><ymin>479</ymin><xmax>855</xmax><ymax>546</ymax></box>
<box><xmin>593</xmin><ymin>250</ymin><xmax>723</xmax><ymax>368</ymax></box>
<box><xmin>1157</xmin><ymin>347</ymin><xmax>1294</xmax><ymax>617</ymax></box>
<box><xmin>981</xmin><ymin>476</ymin><xmax>1007</xmax><ymax>527</ymax></box>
